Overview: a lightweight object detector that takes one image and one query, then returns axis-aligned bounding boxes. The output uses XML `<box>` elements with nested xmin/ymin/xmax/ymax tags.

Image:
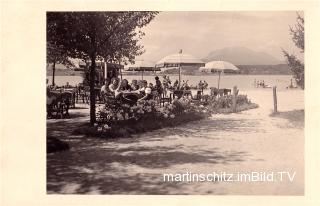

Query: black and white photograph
<box><xmin>45</xmin><ymin>11</ymin><xmax>305</xmax><ymax>195</ymax></box>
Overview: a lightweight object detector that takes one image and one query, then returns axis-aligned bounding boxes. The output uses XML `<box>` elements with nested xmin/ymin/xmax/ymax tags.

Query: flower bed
<box><xmin>73</xmin><ymin>98</ymin><xmax>210</xmax><ymax>138</ymax></box>
<box><xmin>92</xmin><ymin>98</ymin><xmax>210</xmax><ymax>138</ymax></box>
<box><xmin>73</xmin><ymin>94</ymin><xmax>258</xmax><ymax>138</ymax></box>
<box><xmin>205</xmin><ymin>94</ymin><xmax>259</xmax><ymax>113</ymax></box>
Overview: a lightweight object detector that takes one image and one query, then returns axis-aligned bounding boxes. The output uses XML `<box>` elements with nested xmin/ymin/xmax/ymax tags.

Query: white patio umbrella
<box><xmin>200</xmin><ymin>61</ymin><xmax>239</xmax><ymax>89</ymax></box>
<box><xmin>156</xmin><ymin>51</ymin><xmax>204</xmax><ymax>88</ymax></box>
<box><xmin>126</xmin><ymin>60</ymin><xmax>156</xmax><ymax>80</ymax></box>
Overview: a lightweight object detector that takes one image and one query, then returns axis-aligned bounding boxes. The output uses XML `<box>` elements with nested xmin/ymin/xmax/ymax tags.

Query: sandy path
<box><xmin>47</xmin><ymin>89</ymin><xmax>304</xmax><ymax>195</ymax></box>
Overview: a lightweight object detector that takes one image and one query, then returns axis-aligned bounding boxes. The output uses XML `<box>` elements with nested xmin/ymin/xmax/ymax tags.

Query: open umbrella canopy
<box><xmin>199</xmin><ymin>61</ymin><xmax>240</xmax><ymax>90</ymax></box>
<box><xmin>200</xmin><ymin>61</ymin><xmax>239</xmax><ymax>73</ymax></box>
<box><xmin>125</xmin><ymin>60</ymin><xmax>157</xmax><ymax>71</ymax></box>
<box><xmin>155</xmin><ymin>53</ymin><xmax>204</xmax><ymax>68</ymax></box>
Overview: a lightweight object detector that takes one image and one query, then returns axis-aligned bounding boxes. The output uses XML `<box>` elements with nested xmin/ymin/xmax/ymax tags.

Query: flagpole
<box><xmin>178</xmin><ymin>49</ymin><xmax>182</xmax><ymax>89</ymax></box>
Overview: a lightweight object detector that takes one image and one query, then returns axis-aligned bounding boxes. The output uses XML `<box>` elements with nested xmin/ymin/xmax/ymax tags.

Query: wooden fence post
<box><xmin>232</xmin><ymin>86</ymin><xmax>237</xmax><ymax>112</ymax></box>
<box><xmin>273</xmin><ymin>86</ymin><xmax>278</xmax><ymax>113</ymax></box>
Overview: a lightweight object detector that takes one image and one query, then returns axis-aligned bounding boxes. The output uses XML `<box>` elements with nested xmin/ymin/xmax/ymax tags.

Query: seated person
<box><xmin>162</xmin><ymin>75</ymin><xmax>169</xmax><ymax>87</ymax></box>
<box><xmin>131</xmin><ymin>79</ymin><xmax>140</xmax><ymax>91</ymax></box>
<box><xmin>173</xmin><ymin>80</ymin><xmax>179</xmax><ymax>90</ymax></box>
<box><xmin>109</xmin><ymin>78</ymin><xmax>121</xmax><ymax>95</ymax></box>
<box><xmin>148</xmin><ymin>83</ymin><xmax>154</xmax><ymax>90</ymax></box>
<box><xmin>115</xmin><ymin>79</ymin><xmax>139</xmax><ymax>104</ymax></box>
<box><xmin>138</xmin><ymin>86</ymin><xmax>153</xmax><ymax>102</ymax></box>
<box><xmin>181</xmin><ymin>80</ymin><xmax>190</xmax><ymax>90</ymax></box>
<box><xmin>118</xmin><ymin>79</ymin><xmax>132</xmax><ymax>91</ymax></box>
<box><xmin>101</xmin><ymin>79</ymin><xmax>113</xmax><ymax>98</ymax></box>
<box><xmin>139</xmin><ymin>80</ymin><xmax>148</xmax><ymax>94</ymax></box>
<box><xmin>65</xmin><ymin>82</ymin><xmax>72</xmax><ymax>88</ymax></box>
<box><xmin>47</xmin><ymin>88</ymin><xmax>57</xmax><ymax>117</ymax></box>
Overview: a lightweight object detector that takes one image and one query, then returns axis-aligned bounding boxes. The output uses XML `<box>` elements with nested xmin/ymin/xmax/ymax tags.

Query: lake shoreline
<box><xmin>46</xmin><ymin>74</ymin><xmax>296</xmax><ymax>91</ymax></box>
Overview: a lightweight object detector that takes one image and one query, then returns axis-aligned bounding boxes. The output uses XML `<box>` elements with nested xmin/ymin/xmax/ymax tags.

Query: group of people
<box><xmin>100</xmin><ymin>77</ymin><xmax>165</xmax><ymax>105</ymax></box>
<box><xmin>254</xmin><ymin>79</ymin><xmax>269</xmax><ymax>88</ymax></box>
<box><xmin>100</xmin><ymin>76</ymin><xmax>212</xmax><ymax>104</ymax></box>
<box><xmin>197</xmin><ymin>80</ymin><xmax>209</xmax><ymax>90</ymax></box>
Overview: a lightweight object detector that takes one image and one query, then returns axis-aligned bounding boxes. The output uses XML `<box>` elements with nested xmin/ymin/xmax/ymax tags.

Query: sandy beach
<box><xmin>47</xmin><ymin>88</ymin><xmax>304</xmax><ymax>195</ymax></box>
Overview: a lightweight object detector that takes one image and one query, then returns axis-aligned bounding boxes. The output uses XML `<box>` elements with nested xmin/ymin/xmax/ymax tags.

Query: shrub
<box><xmin>207</xmin><ymin>95</ymin><xmax>253</xmax><ymax>111</ymax></box>
<box><xmin>74</xmin><ymin>94</ymin><xmax>258</xmax><ymax>138</ymax></box>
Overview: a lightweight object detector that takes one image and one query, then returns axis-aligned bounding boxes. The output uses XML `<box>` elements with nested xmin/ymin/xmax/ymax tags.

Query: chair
<box><xmin>47</xmin><ymin>93</ymin><xmax>70</xmax><ymax>119</ymax></box>
<box><xmin>159</xmin><ymin>92</ymin><xmax>172</xmax><ymax>106</ymax></box>
<box><xmin>192</xmin><ymin>90</ymin><xmax>203</xmax><ymax>100</ymax></box>
<box><xmin>173</xmin><ymin>90</ymin><xmax>184</xmax><ymax>99</ymax></box>
<box><xmin>76</xmin><ymin>86</ymin><xmax>90</xmax><ymax>104</ymax></box>
<box><xmin>64</xmin><ymin>88</ymin><xmax>76</xmax><ymax>108</ymax></box>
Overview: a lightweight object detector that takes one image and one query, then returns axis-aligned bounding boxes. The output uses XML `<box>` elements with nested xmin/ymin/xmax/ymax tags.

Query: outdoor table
<box><xmin>121</xmin><ymin>91</ymin><xmax>141</xmax><ymax>99</ymax></box>
<box><xmin>120</xmin><ymin>91</ymin><xmax>140</xmax><ymax>105</ymax></box>
<box><xmin>51</xmin><ymin>89</ymin><xmax>76</xmax><ymax>108</ymax></box>
<box><xmin>172</xmin><ymin>90</ymin><xmax>192</xmax><ymax>99</ymax></box>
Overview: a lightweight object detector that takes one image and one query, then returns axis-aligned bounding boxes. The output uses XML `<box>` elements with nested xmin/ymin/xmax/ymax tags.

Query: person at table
<box><xmin>139</xmin><ymin>80</ymin><xmax>147</xmax><ymax>93</ymax></box>
<box><xmin>114</xmin><ymin>79</ymin><xmax>132</xmax><ymax>98</ymax></box>
<box><xmin>166</xmin><ymin>75</ymin><xmax>172</xmax><ymax>85</ymax></box>
<box><xmin>101</xmin><ymin>79</ymin><xmax>113</xmax><ymax>96</ymax></box>
<box><xmin>186</xmin><ymin>80</ymin><xmax>191</xmax><ymax>90</ymax></box>
<box><xmin>138</xmin><ymin>86</ymin><xmax>153</xmax><ymax>101</ymax></box>
<box><xmin>109</xmin><ymin>78</ymin><xmax>121</xmax><ymax>94</ymax></box>
<box><xmin>119</xmin><ymin>79</ymin><xmax>132</xmax><ymax>91</ymax></box>
<box><xmin>46</xmin><ymin>87</ymin><xmax>57</xmax><ymax>118</ymax></box>
<box><xmin>203</xmin><ymin>80</ymin><xmax>208</xmax><ymax>89</ymax></box>
<box><xmin>162</xmin><ymin>75</ymin><xmax>171</xmax><ymax>88</ymax></box>
<box><xmin>173</xmin><ymin>80</ymin><xmax>179</xmax><ymax>89</ymax></box>
<box><xmin>162</xmin><ymin>75</ymin><xmax>171</xmax><ymax>96</ymax></box>
<box><xmin>181</xmin><ymin>80</ymin><xmax>190</xmax><ymax>90</ymax></box>
<box><xmin>116</xmin><ymin>79</ymin><xmax>141</xmax><ymax>104</ymax></box>
<box><xmin>148</xmin><ymin>82</ymin><xmax>154</xmax><ymax>90</ymax></box>
<box><xmin>198</xmin><ymin>80</ymin><xmax>204</xmax><ymax>90</ymax></box>
<box><xmin>131</xmin><ymin>79</ymin><xmax>140</xmax><ymax>91</ymax></box>
<box><xmin>65</xmin><ymin>82</ymin><xmax>72</xmax><ymax>88</ymax></box>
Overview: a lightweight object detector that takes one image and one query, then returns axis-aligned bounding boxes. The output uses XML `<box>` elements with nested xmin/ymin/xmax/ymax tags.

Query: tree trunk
<box><xmin>89</xmin><ymin>54</ymin><xmax>96</xmax><ymax>125</ymax></box>
<box><xmin>52</xmin><ymin>61</ymin><xmax>56</xmax><ymax>86</ymax></box>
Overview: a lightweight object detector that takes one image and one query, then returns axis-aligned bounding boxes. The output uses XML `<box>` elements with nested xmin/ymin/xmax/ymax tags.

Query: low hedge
<box><xmin>73</xmin><ymin>94</ymin><xmax>258</xmax><ymax>138</ymax></box>
<box><xmin>73</xmin><ymin>112</ymin><xmax>206</xmax><ymax>138</ymax></box>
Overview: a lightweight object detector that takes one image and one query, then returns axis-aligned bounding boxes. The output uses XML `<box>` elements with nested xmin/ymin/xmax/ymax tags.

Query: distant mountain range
<box><xmin>202</xmin><ymin>46</ymin><xmax>284</xmax><ymax>65</ymax></box>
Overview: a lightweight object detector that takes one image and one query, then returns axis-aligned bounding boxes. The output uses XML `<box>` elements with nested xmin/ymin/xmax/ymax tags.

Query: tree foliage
<box><xmin>47</xmin><ymin>12</ymin><xmax>159</xmax><ymax>124</ymax></box>
<box><xmin>289</xmin><ymin>13</ymin><xmax>304</xmax><ymax>52</ymax></box>
<box><xmin>47</xmin><ymin>20</ymin><xmax>73</xmax><ymax>85</ymax></box>
<box><xmin>283</xmin><ymin>12</ymin><xmax>304</xmax><ymax>89</ymax></box>
<box><xmin>283</xmin><ymin>50</ymin><xmax>304</xmax><ymax>88</ymax></box>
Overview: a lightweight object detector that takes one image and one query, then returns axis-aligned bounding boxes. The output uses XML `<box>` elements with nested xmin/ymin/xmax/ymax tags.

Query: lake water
<box><xmin>47</xmin><ymin>74</ymin><xmax>295</xmax><ymax>91</ymax></box>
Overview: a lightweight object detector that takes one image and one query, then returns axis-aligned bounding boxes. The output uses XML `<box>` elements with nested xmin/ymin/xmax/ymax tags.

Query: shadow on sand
<box><xmin>46</xmin><ymin>116</ymin><xmax>263</xmax><ymax>194</ymax></box>
<box><xmin>270</xmin><ymin>109</ymin><xmax>304</xmax><ymax>129</ymax></box>
<box><xmin>47</xmin><ymin>144</ymin><xmax>249</xmax><ymax>194</ymax></box>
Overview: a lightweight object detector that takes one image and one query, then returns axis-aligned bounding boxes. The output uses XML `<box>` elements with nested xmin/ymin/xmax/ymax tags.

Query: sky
<box><xmin>137</xmin><ymin>11</ymin><xmax>303</xmax><ymax>63</ymax></box>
